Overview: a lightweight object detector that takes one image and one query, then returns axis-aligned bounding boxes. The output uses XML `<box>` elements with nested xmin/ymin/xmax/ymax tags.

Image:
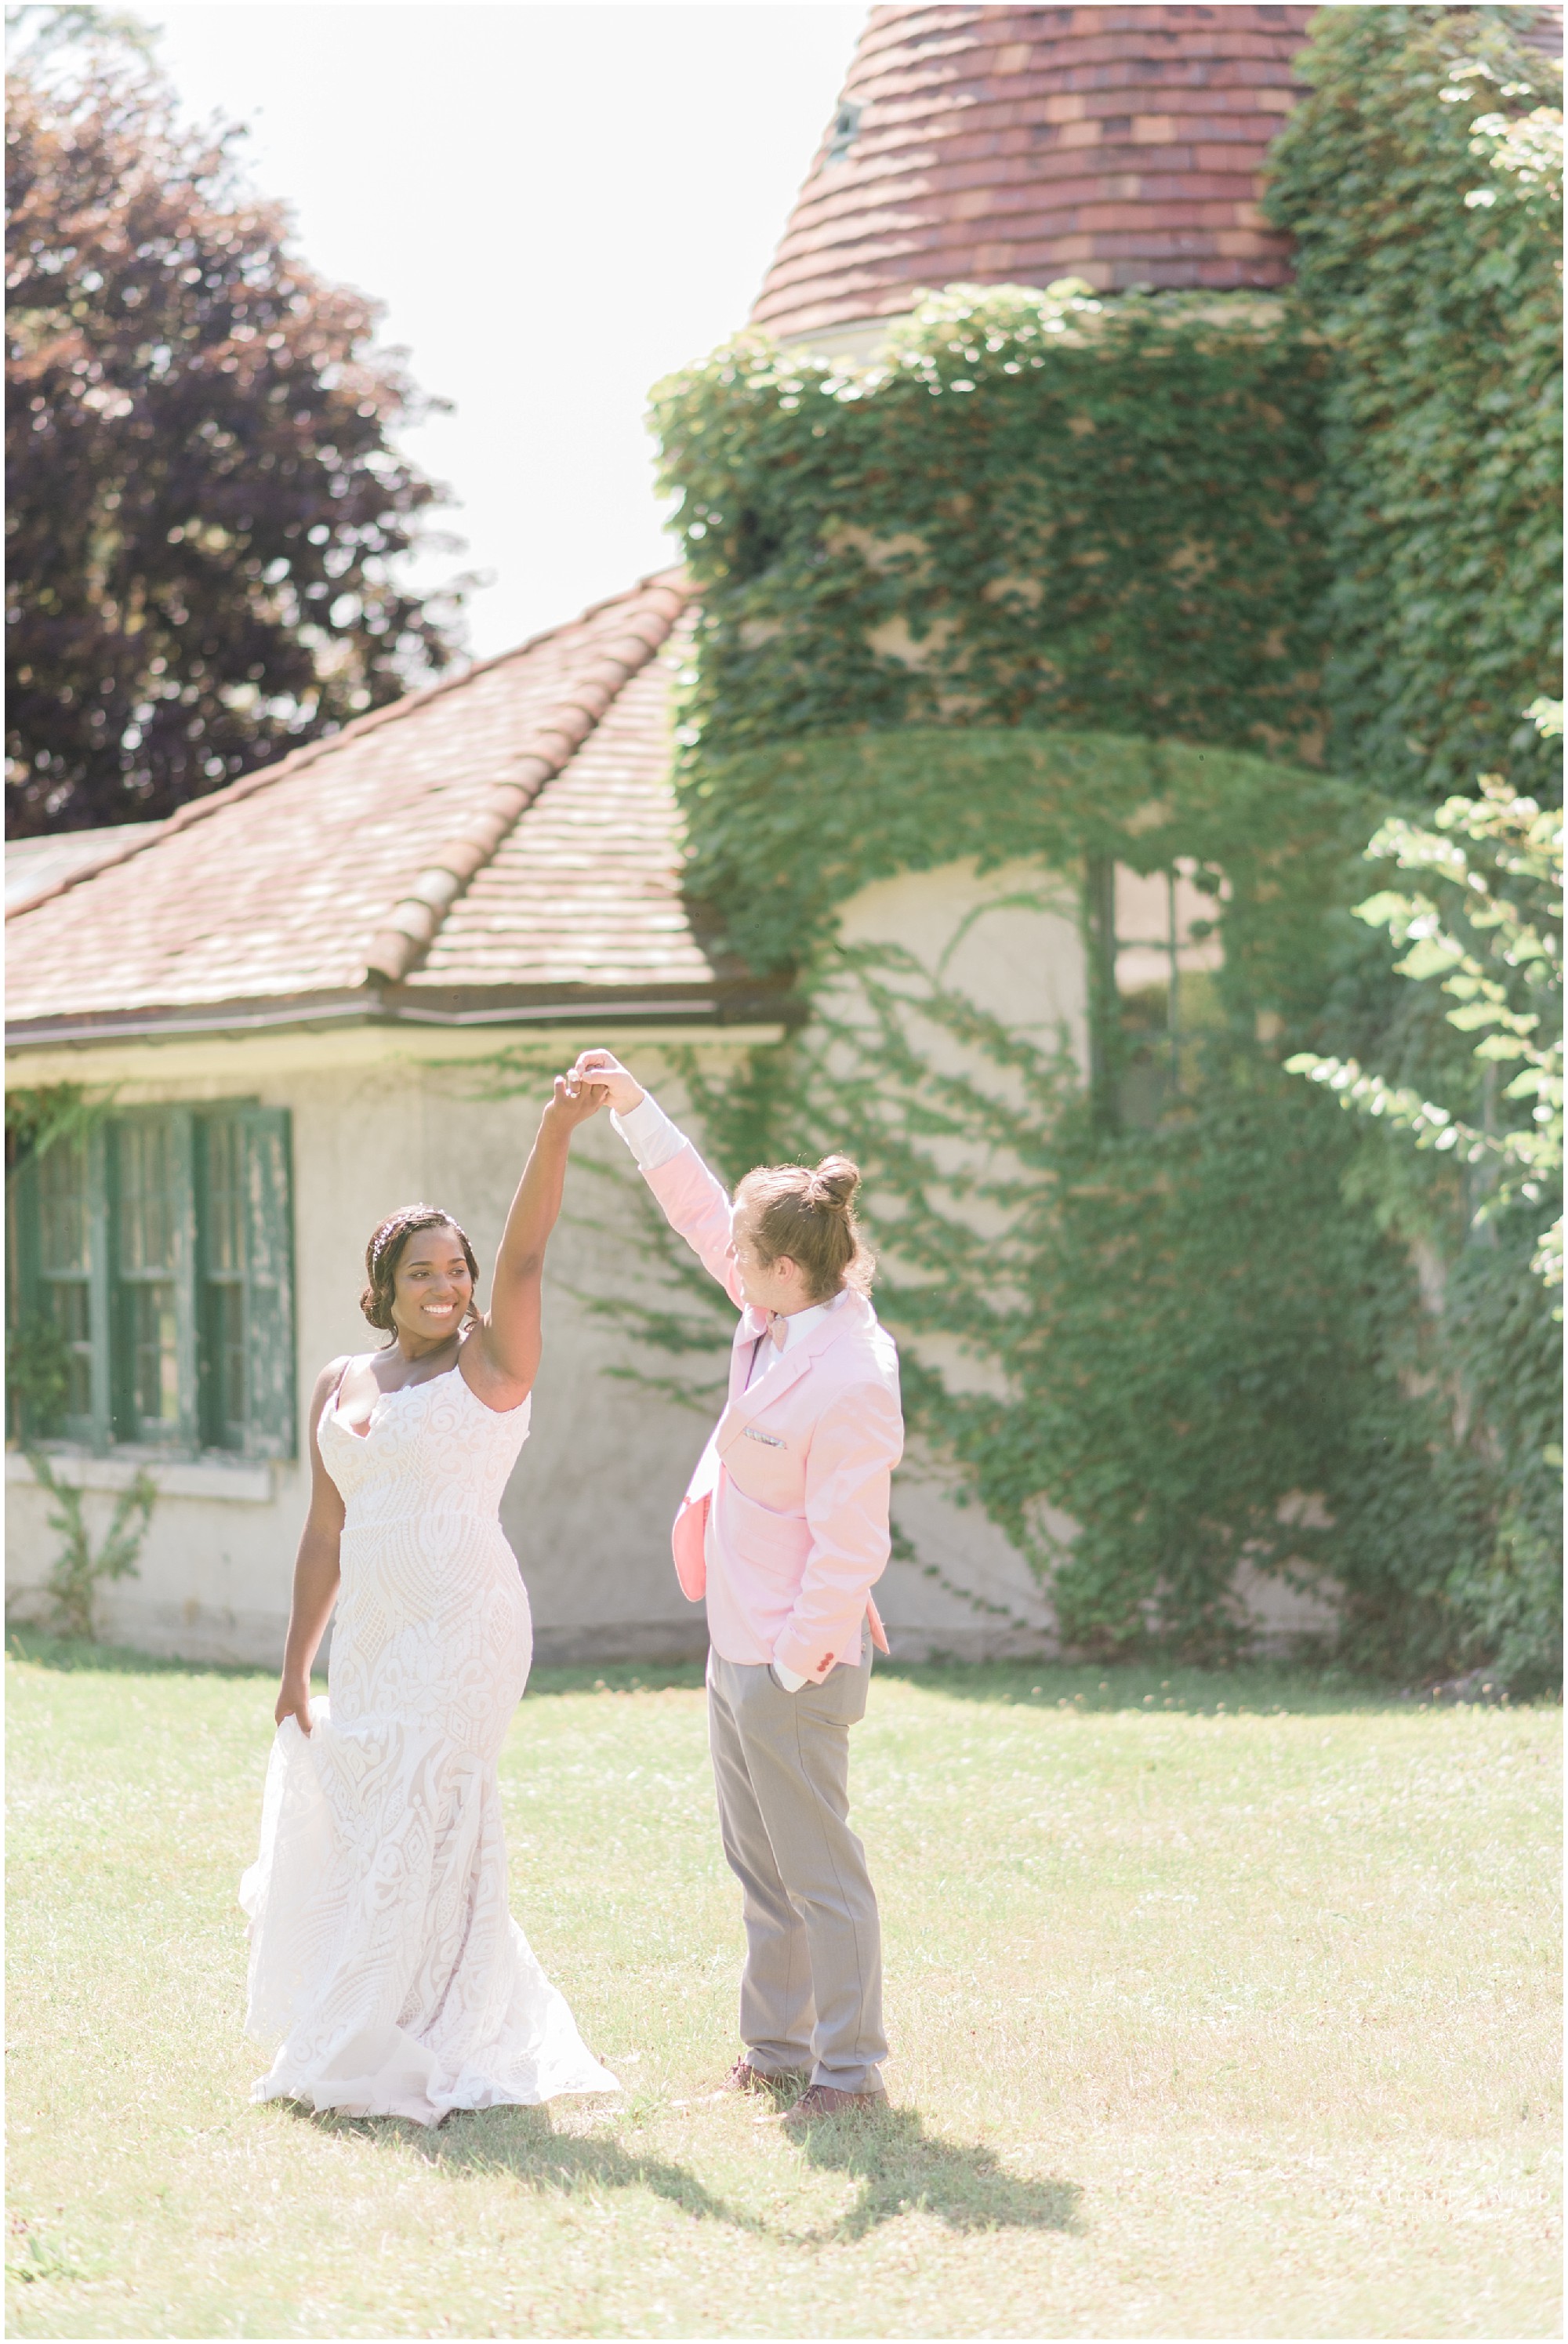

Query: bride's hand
<box><xmin>275</xmin><ymin>1675</ymin><xmax>313</xmax><ymax>1734</ymax></box>
<box><xmin>548</xmin><ymin>1072</ymin><xmax>609</xmax><ymax>1129</ymax></box>
<box><xmin>570</xmin><ymin>1050</ymin><xmax>644</xmax><ymax>1115</ymax></box>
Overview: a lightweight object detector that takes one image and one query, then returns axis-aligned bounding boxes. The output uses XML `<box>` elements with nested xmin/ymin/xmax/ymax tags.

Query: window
<box><xmin>1086</xmin><ymin>858</ymin><xmax>1226</xmax><ymax>1127</ymax></box>
<box><xmin>199</xmin><ymin>1116</ymin><xmax>248</xmax><ymax>1451</ymax></box>
<box><xmin>8</xmin><ymin>1103</ymin><xmax>294</xmax><ymax>1458</ymax></box>
<box><xmin>826</xmin><ymin>99</ymin><xmax>862</xmax><ymax>163</ymax></box>
<box><xmin>114</xmin><ymin>1113</ymin><xmax>188</xmax><ymax>1447</ymax></box>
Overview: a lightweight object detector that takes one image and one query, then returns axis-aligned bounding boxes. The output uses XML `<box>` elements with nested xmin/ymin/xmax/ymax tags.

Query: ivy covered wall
<box><xmin>628</xmin><ymin>9</ymin><xmax>1562</xmax><ymax>1682</ymax></box>
<box><xmin>1266</xmin><ymin>5</ymin><xmax>1562</xmax><ymax>802</ymax></box>
<box><xmin>655</xmin><ymin>281</ymin><xmax>1329</xmax><ymax>779</ymax></box>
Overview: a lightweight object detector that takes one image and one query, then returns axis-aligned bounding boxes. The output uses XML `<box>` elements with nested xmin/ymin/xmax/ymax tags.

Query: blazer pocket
<box><xmin>724</xmin><ymin>1439</ymin><xmax>804</xmax><ymax>1517</ymax></box>
<box><xmin>721</xmin><ymin>1482</ymin><xmax>811</xmax><ymax>1581</ymax></box>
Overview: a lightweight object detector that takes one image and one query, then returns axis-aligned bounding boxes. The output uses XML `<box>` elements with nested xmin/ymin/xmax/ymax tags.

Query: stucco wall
<box><xmin>5</xmin><ymin>1000</ymin><xmax>1077</xmax><ymax>1669</ymax></box>
<box><xmin>7</xmin><ymin>860</ymin><xmax>1340</xmax><ymax>1665</ymax></box>
<box><xmin>816</xmin><ymin>855</ymin><xmax>1340</xmax><ymax>1658</ymax></box>
<box><xmin>834</xmin><ymin>854</ymin><xmax>1090</xmax><ymax>1071</ymax></box>
<box><xmin>8</xmin><ymin>1032</ymin><xmax>724</xmax><ymax>1665</ymax></box>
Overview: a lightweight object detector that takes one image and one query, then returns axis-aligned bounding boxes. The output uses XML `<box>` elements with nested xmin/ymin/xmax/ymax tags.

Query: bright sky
<box><xmin>143</xmin><ymin>3</ymin><xmax>867</xmax><ymax>660</ymax></box>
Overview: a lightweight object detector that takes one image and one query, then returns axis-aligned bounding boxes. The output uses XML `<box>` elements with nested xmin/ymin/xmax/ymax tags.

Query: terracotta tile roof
<box><xmin>5</xmin><ymin>822</ymin><xmax>162</xmax><ymax>913</ymax></box>
<box><xmin>397</xmin><ymin>624</ymin><xmax>720</xmax><ymax>1011</ymax></box>
<box><xmin>4</xmin><ymin>575</ymin><xmax>770</xmax><ymax>1043</ymax></box>
<box><xmin>751</xmin><ymin>2</ymin><xmax>1319</xmax><ymax>340</ymax></box>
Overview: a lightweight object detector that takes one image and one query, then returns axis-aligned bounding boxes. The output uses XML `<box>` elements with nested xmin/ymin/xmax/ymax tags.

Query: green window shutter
<box><xmin>238</xmin><ymin>1108</ymin><xmax>295</xmax><ymax>1459</ymax></box>
<box><xmin>8</xmin><ymin>1126</ymin><xmax>111</xmax><ymax>1450</ymax></box>
<box><xmin>7</xmin><ymin>1156</ymin><xmax>41</xmax><ymax>1319</ymax></box>
<box><xmin>110</xmin><ymin>1109</ymin><xmax>197</xmax><ymax>1450</ymax></box>
<box><xmin>5</xmin><ymin>1155</ymin><xmax>42</xmax><ymax>1444</ymax></box>
<box><xmin>195</xmin><ymin>1114</ymin><xmax>248</xmax><ymax>1452</ymax></box>
<box><xmin>84</xmin><ymin>1123</ymin><xmax>111</xmax><ymax>1451</ymax></box>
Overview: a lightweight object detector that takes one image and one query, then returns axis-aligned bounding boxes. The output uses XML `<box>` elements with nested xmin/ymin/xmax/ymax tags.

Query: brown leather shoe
<box><xmin>718</xmin><ymin>2058</ymin><xmax>808</xmax><ymax>2097</ymax></box>
<box><xmin>779</xmin><ymin>2083</ymin><xmax>888</xmax><ymax>2129</ymax></box>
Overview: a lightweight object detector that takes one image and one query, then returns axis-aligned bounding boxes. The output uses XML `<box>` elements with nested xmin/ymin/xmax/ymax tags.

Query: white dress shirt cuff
<box><xmin>611</xmin><ymin>1091</ymin><xmax>687</xmax><ymax>1173</ymax></box>
<box><xmin>771</xmin><ymin>1660</ymin><xmax>808</xmax><ymax>1693</ymax></box>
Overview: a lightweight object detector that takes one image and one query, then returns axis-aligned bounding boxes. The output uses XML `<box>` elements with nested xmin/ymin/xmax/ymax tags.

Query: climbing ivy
<box><xmin>5</xmin><ymin>1085</ymin><xmax>114</xmax><ymax>1443</ymax></box>
<box><xmin>597</xmin><ymin>132</ymin><xmax>1561</xmax><ymax>1682</ymax></box>
<box><xmin>1257</xmin><ymin>7</ymin><xmax>1564</xmax><ymax>1682</ymax></box>
<box><xmin>540</xmin><ymin>931</ymin><xmax>1467</xmax><ymax>1673</ymax></box>
<box><xmin>1287</xmin><ymin>705</ymin><xmax>1563</xmax><ymax>1689</ymax></box>
<box><xmin>1265</xmin><ymin>5</ymin><xmax>1563</xmax><ymax>802</ymax></box>
<box><xmin>675</xmin><ymin>724</ymin><xmax>1362</xmax><ymax>992</ymax></box>
<box><xmin>24</xmin><ymin>1449</ymin><xmax>156</xmax><ymax>1642</ymax></box>
<box><xmin>653</xmin><ymin>280</ymin><xmax>1330</xmax><ymax>771</ymax></box>
<box><xmin>1293</xmin><ymin>760</ymin><xmax>1563</xmax><ymax>1284</ymax></box>
<box><xmin>499</xmin><ymin>731</ymin><xmax>1485</xmax><ymax>1669</ymax></box>
<box><xmin>4</xmin><ymin>1083</ymin><xmax>111</xmax><ymax>1178</ymax></box>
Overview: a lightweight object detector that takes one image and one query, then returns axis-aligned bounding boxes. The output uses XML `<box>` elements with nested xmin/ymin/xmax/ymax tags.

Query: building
<box><xmin>7</xmin><ymin>5</ymin><xmax>1341</xmax><ymax>1664</ymax></box>
<box><xmin>753</xmin><ymin>0</ymin><xmax>1312</xmax><ymax>355</ymax></box>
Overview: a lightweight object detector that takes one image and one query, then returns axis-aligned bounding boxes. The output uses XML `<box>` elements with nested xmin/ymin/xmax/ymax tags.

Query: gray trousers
<box><xmin>706</xmin><ymin>1647</ymin><xmax>887</xmax><ymax>2095</ymax></box>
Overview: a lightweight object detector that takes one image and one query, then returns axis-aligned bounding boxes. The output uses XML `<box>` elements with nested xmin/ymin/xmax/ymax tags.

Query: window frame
<box><xmin>8</xmin><ymin>1099</ymin><xmax>296</xmax><ymax>1461</ymax></box>
<box><xmin>110</xmin><ymin>1106</ymin><xmax>199</xmax><ymax>1451</ymax></box>
<box><xmin>1085</xmin><ymin>855</ymin><xmax>1226</xmax><ymax>1130</ymax></box>
<box><xmin>7</xmin><ymin>1120</ymin><xmax>110</xmax><ymax>1447</ymax></box>
<box><xmin>196</xmin><ymin>1110</ymin><xmax>252</xmax><ymax>1455</ymax></box>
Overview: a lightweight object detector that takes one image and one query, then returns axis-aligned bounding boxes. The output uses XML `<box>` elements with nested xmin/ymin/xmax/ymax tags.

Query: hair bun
<box><xmin>734</xmin><ymin>1153</ymin><xmax>874</xmax><ymax>1300</ymax></box>
<box><xmin>811</xmin><ymin>1155</ymin><xmax>861</xmax><ymax>1213</ymax></box>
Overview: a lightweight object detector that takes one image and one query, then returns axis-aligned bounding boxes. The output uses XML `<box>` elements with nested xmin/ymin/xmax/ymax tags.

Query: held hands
<box><xmin>569</xmin><ymin>1050</ymin><xmax>644</xmax><ymax>1116</ymax></box>
<box><xmin>545</xmin><ymin>1070</ymin><xmax>611</xmax><ymax>1131</ymax></box>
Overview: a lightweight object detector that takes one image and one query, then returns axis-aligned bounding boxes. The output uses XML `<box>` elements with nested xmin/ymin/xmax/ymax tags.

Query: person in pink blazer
<box><xmin>572</xmin><ymin>1049</ymin><xmax>902</xmax><ymax>2126</ymax></box>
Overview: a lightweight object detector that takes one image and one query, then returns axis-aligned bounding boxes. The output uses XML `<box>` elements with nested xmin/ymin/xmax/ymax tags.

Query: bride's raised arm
<box><xmin>470</xmin><ymin>1073</ymin><xmax>608</xmax><ymax>1403</ymax></box>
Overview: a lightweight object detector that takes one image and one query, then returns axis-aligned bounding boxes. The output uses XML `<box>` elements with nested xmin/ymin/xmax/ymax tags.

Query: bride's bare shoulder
<box><xmin>310</xmin><ymin>1355</ymin><xmax>357</xmax><ymax>1407</ymax></box>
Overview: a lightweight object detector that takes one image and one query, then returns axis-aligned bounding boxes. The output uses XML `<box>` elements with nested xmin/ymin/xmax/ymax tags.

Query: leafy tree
<box><xmin>6</xmin><ymin>4</ymin><xmax>158</xmax><ymax>66</ymax></box>
<box><xmin>5</xmin><ymin>32</ymin><xmax>461</xmax><ymax>833</ymax></box>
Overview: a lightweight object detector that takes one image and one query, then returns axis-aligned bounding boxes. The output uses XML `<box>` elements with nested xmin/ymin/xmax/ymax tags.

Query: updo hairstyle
<box><xmin>734</xmin><ymin>1155</ymin><xmax>873</xmax><ymax>1303</ymax></box>
<box><xmin>360</xmin><ymin>1205</ymin><xmax>480</xmax><ymax>1337</ymax></box>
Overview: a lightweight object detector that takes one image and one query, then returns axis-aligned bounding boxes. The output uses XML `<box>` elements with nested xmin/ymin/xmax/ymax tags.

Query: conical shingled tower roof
<box><xmin>751</xmin><ymin>3</ymin><xmax>1318</xmax><ymax>348</ymax></box>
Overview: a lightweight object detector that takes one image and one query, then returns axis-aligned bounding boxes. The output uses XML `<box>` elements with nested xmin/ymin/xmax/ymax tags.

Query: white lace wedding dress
<box><xmin>240</xmin><ymin>1362</ymin><xmax>618</xmax><ymax>2124</ymax></box>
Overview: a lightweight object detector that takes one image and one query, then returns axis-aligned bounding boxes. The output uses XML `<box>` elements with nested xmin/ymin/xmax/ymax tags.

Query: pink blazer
<box><xmin>642</xmin><ymin>1135</ymin><xmax>902</xmax><ymax>1685</ymax></box>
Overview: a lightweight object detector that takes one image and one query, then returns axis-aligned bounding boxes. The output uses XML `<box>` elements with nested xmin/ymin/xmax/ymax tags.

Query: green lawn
<box><xmin>5</xmin><ymin>1636</ymin><xmax>1560</xmax><ymax>2340</ymax></box>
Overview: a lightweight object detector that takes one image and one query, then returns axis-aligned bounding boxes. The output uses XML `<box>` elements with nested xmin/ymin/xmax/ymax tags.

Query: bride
<box><xmin>240</xmin><ymin>1071</ymin><xmax>617</xmax><ymax>2126</ymax></box>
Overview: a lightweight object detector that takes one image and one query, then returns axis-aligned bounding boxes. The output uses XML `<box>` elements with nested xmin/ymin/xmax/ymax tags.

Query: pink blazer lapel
<box><xmin>719</xmin><ymin>1293</ymin><xmax>868</xmax><ymax>1446</ymax></box>
<box><xmin>728</xmin><ymin>1308</ymin><xmax>771</xmax><ymax>1405</ymax></box>
<box><xmin>720</xmin><ymin>1342</ymin><xmax>813</xmax><ymax>1448</ymax></box>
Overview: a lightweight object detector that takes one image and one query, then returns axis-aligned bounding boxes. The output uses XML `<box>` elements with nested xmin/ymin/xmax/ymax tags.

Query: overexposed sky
<box><xmin>144</xmin><ymin>4</ymin><xmax>867</xmax><ymax>659</ymax></box>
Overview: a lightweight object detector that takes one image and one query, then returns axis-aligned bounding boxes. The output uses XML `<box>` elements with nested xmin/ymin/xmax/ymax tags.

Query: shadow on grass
<box><xmin>789</xmin><ymin>2106</ymin><xmax>1082</xmax><ymax>2244</ymax></box>
<box><xmin>303</xmin><ymin>2101</ymin><xmax>765</xmax><ymax>2232</ymax></box>
<box><xmin>296</xmin><ymin>2099</ymin><xmax>1080</xmax><ymax>2249</ymax></box>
